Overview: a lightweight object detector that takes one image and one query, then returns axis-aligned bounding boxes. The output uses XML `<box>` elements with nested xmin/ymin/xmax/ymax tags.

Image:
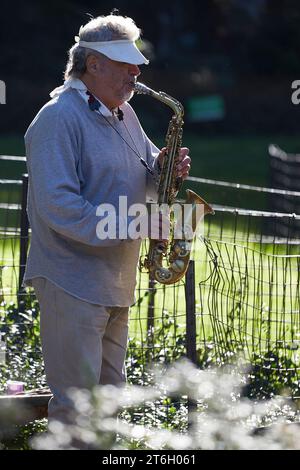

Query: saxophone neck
<box><xmin>134</xmin><ymin>82</ymin><xmax>184</xmax><ymax>120</ymax></box>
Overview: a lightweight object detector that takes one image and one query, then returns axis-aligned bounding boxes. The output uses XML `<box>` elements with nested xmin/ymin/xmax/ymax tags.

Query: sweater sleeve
<box><xmin>26</xmin><ymin>106</ymin><xmax>124</xmax><ymax>247</ymax></box>
<box><xmin>144</xmin><ymin>132</ymin><xmax>161</xmax><ymax>203</ymax></box>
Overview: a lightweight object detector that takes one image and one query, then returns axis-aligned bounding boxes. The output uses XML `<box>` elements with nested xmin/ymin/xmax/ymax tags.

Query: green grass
<box><xmin>0</xmin><ymin>215</ymin><xmax>299</xmax><ymax>382</ymax></box>
<box><xmin>0</xmin><ymin>133</ymin><xmax>299</xmax><ymax>369</ymax></box>
<box><xmin>0</xmin><ymin>135</ymin><xmax>25</xmax><ymax>157</ymax></box>
<box><xmin>148</xmin><ymin>133</ymin><xmax>300</xmax><ymax>185</ymax></box>
<box><xmin>1</xmin><ymin>132</ymin><xmax>299</xmax><ymax>216</ymax></box>
<box><xmin>0</xmin><ymin>235</ymin><xmax>20</xmax><ymax>304</ymax></box>
<box><xmin>129</xmin><ymin>216</ymin><xmax>300</xmax><ymax>365</ymax></box>
<box><xmin>1</xmin><ymin>132</ymin><xmax>300</xmax><ymax>183</ymax></box>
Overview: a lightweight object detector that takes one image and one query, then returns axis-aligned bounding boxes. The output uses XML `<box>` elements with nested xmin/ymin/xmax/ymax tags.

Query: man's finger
<box><xmin>178</xmin><ymin>148</ymin><xmax>190</xmax><ymax>161</ymax></box>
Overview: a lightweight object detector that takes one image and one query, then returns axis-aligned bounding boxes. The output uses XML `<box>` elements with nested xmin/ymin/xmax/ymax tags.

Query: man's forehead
<box><xmin>90</xmin><ymin>52</ymin><xmax>131</xmax><ymax>67</ymax></box>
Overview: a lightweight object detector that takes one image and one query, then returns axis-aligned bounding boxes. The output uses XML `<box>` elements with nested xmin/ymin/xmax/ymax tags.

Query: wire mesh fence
<box><xmin>130</xmin><ymin>207</ymin><xmax>300</xmax><ymax>399</ymax></box>
<box><xmin>0</xmin><ymin>157</ymin><xmax>300</xmax><ymax>403</ymax></box>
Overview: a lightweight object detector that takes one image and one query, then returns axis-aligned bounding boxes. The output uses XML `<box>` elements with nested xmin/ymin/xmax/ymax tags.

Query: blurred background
<box><xmin>1</xmin><ymin>0</ymin><xmax>300</xmax><ymax>190</ymax></box>
<box><xmin>1</xmin><ymin>2</ymin><xmax>300</xmax><ymax>424</ymax></box>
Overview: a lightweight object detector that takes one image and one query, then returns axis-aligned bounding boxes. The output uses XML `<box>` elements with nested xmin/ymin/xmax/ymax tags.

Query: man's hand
<box><xmin>157</xmin><ymin>147</ymin><xmax>191</xmax><ymax>180</ymax></box>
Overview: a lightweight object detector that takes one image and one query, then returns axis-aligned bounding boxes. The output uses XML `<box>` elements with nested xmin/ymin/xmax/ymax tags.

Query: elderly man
<box><xmin>23</xmin><ymin>14</ymin><xmax>191</xmax><ymax>424</ymax></box>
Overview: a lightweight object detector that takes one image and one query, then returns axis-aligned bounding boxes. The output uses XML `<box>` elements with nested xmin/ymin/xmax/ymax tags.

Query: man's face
<box><xmin>93</xmin><ymin>53</ymin><xmax>141</xmax><ymax>109</ymax></box>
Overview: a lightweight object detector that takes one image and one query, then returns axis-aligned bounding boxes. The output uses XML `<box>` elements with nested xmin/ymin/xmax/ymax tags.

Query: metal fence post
<box><xmin>146</xmin><ymin>276</ymin><xmax>156</xmax><ymax>362</ymax></box>
<box><xmin>268</xmin><ymin>144</ymin><xmax>300</xmax><ymax>237</ymax></box>
<box><xmin>147</xmin><ymin>277</ymin><xmax>156</xmax><ymax>333</ymax></box>
<box><xmin>185</xmin><ymin>260</ymin><xmax>197</xmax><ymax>429</ymax></box>
<box><xmin>18</xmin><ymin>173</ymin><xmax>29</xmax><ymax>305</ymax></box>
<box><xmin>185</xmin><ymin>260</ymin><xmax>197</xmax><ymax>364</ymax></box>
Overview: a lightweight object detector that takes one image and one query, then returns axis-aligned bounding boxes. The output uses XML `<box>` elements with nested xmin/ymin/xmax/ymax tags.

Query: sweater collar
<box><xmin>49</xmin><ymin>78</ymin><xmax>117</xmax><ymax>118</ymax></box>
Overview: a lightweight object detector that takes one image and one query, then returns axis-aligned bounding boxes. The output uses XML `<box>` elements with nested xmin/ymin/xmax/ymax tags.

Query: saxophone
<box><xmin>135</xmin><ymin>82</ymin><xmax>214</xmax><ymax>284</ymax></box>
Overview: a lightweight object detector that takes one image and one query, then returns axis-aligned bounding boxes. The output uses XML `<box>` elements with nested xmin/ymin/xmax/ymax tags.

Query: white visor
<box><xmin>74</xmin><ymin>37</ymin><xmax>149</xmax><ymax>65</ymax></box>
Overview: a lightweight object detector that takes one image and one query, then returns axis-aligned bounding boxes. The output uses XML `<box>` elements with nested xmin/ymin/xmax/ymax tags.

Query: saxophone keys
<box><xmin>155</xmin><ymin>268</ymin><xmax>173</xmax><ymax>282</ymax></box>
<box><xmin>173</xmin><ymin>241</ymin><xmax>189</xmax><ymax>257</ymax></box>
<box><xmin>171</xmin><ymin>260</ymin><xmax>185</xmax><ymax>273</ymax></box>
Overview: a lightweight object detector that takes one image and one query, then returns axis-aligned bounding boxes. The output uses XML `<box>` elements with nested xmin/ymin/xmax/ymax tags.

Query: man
<box><xmin>23</xmin><ymin>14</ymin><xmax>191</xmax><ymax>424</ymax></box>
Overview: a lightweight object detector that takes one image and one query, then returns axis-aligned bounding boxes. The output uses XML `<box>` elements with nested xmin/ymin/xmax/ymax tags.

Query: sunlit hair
<box><xmin>64</xmin><ymin>15</ymin><xmax>141</xmax><ymax>80</ymax></box>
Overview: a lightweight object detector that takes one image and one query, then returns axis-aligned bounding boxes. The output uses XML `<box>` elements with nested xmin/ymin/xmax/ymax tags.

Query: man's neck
<box><xmin>80</xmin><ymin>75</ymin><xmax>116</xmax><ymax>111</ymax></box>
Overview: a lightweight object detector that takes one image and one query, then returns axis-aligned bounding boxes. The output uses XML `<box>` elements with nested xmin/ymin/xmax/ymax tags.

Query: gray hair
<box><xmin>64</xmin><ymin>15</ymin><xmax>141</xmax><ymax>80</ymax></box>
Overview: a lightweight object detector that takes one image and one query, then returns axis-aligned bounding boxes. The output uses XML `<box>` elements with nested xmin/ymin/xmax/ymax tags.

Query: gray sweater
<box><xmin>23</xmin><ymin>88</ymin><xmax>160</xmax><ymax>306</ymax></box>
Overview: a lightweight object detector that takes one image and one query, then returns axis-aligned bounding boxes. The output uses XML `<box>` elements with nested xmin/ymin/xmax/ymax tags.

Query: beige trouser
<box><xmin>32</xmin><ymin>277</ymin><xmax>129</xmax><ymax>424</ymax></box>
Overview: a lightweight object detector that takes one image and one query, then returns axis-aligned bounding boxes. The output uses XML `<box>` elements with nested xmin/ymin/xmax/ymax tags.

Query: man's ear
<box><xmin>86</xmin><ymin>55</ymin><xmax>98</xmax><ymax>74</ymax></box>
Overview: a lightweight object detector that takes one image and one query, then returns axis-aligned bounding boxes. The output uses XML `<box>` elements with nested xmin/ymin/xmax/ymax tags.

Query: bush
<box><xmin>31</xmin><ymin>360</ymin><xmax>300</xmax><ymax>450</ymax></box>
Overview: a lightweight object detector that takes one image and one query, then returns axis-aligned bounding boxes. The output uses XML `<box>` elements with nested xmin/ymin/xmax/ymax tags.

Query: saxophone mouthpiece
<box><xmin>134</xmin><ymin>82</ymin><xmax>152</xmax><ymax>95</ymax></box>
